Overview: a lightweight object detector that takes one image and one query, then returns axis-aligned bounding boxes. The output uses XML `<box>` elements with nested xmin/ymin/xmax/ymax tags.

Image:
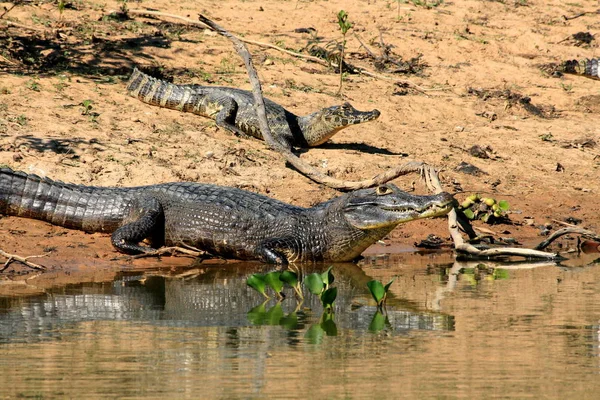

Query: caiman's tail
<box><xmin>126</xmin><ymin>67</ymin><xmax>201</xmax><ymax>112</ymax></box>
<box><xmin>0</xmin><ymin>168</ymin><xmax>126</xmax><ymax>232</ymax></box>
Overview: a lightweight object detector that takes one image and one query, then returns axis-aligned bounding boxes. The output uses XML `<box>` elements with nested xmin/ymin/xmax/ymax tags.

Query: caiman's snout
<box><xmin>326</xmin><ymin>102</ymin><xmax>381</xmax><ymax>127</ymax></box>
<box><xmin>343</xmin><ymin>185</ymin><xmax>455</xmax><ymax>230</ymax></box>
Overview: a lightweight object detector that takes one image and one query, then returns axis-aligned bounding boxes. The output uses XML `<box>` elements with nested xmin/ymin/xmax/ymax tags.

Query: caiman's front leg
<box><xmin>111</xmin><ymin>196</ymin><xmax>165</xmax><ymax>254</ymax></box>
<box><xmin>255</xmin><ymin>237</ymin><xmax>303</xmax><ymax>265</ymax></box>
<box><xmin>211</xmin><ymin>96</ymin><xmax>250</xmax><ymax>138</ymax></box>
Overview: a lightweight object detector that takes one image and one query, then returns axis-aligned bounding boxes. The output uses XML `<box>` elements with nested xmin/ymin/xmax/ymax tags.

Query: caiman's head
<box><xmin>300</xmin><ymin>102</ymin><xmax>381</xmax><ymax>146</ymax></box>
<box><xmin>323</xmin><ymin>183</ymin><xmax>454</xmax><ymax>262</ymax></box>
<box><xmin>342</xmin><ymin>184</ymin><xmax>454</xmax><ymax>229</ymax></box>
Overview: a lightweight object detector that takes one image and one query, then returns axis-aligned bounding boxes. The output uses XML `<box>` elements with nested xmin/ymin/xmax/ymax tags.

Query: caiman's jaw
<box><xmin>343</xmin><ymin>184</ymin><xmax>454</xmax><ymax>230</ymax></box>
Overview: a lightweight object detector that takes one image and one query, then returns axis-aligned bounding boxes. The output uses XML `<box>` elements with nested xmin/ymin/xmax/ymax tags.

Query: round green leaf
<box><xmin>462</xmin><ymin>208</ymin><xmax>475</xmax><ymax>220</ymax></box>
<box><xmin>305</xmin><ymin>273</ymin><xmax>325</xmax><ymax>295</ymax></box>
<box><xmin>247</xmin><ymin>274</ymin><xmax>267</xmax><ymax>297</ymax></box>
<box><xmin>367</xmin><ymin>280</ymin><xmax>385</xmax><ymax>304</ymax></box>
<box><xmin>280</xmin><ymin>270</ymin><xmax>299</xmax><ymax>287</ymax></box>
<box><xmin>264</xmin><ymin>271</ymin><xmax>284</xmax><ymax>294</ymax></box>
<box><xmin>498</xmin><ymin>200</ymin><xmax>510</xmax><ymax>211</ymax></box>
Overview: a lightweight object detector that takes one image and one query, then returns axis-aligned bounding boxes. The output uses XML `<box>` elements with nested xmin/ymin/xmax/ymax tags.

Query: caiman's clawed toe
<box><xmin>0</xmin><ymin>168</ymin><xmax>452</xmax><ymax>264</ymax></box>
<box><xmin>126</xmin><ymin>68</ymin><xmax>380</xmax><ymax>149</ymax></box>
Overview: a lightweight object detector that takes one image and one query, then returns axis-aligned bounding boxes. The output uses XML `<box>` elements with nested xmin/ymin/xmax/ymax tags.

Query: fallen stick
<box><xmin>420</xmin><ymin>167</ymin><xmax>562</xmax><ymax>260</ymax></box>
<box><xmin>534</xmin><ymin>227</ymin><xmax>600</xmax><ymax>251</ymax></box>
<box><xmin>0</xmin><ymin>249</ymin><xmax>48</xmax><ymax>271</ymax></box>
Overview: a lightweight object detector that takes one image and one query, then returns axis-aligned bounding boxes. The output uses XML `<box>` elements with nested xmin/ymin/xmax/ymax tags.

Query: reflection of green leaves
<box><xmin>320</xmin><ymin>312</ymin><xmax>338</xmax><ymax>336</ymax></box>
<box><xmin>321</xmin><ymin>287</ymin><xmax>337</xmax><ymax>311</ymax></box>
<box><xmin>279</xmin><ymin>312</ymin><xmax>298</xmax><ymax>330</ymax></box>
<box><xmin>265</xmin><ymin>271</ymin><xmax>284</xmax><ymax>297</ymax></box>
<box><xmin>247</xmin><ymin>301</ymin><xmax>268</xmax><ymax>325</ymax></box>
<box><xmin>369</xmin><ymin>311</ymin><xmax>386</xmax><ymax>333</ymax></box>
<box><xmin>492</xmin><ymin>268</ymin><xmax>509</xmax><ymax>280</ymax></box>
<box><xmin>305</xmin><ymin>273</ymin><xmax>325</xmax><ymax>295</ymax></box>
<box><xmin>305</xmin><ymin>324</ymin><xmax>325</xmax><ymax>345</ymax></box>
<box><xmin>265</xmin><ymin>302</ymin><xmax>284</xmax><ymax>325</ymax></box>
<box><xmin>247</xmin><ymin>274</ymin><xmax>268</xmax><ymax>298</ymax></box>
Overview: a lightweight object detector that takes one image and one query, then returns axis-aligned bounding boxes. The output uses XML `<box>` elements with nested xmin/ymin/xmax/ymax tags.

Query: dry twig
<box><xmin>0</xmin><ymin>249</ymin><xmax>48</xmax><ymax>271</ymax></box>
<box><xmin>534</xmin><ymin>227</ymin><xmax>600</xmax><ymax>251</ymax></box>
<box><xmin>562</xmin><ymin>9</ymin><xmax>600</xmax><ymax>21</ymax></box>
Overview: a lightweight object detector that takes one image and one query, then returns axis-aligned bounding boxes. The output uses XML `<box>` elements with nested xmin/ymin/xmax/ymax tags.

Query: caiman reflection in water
<box><xmin>0</xmin><ymin>263</ymin><xmax>453</xmax><ymax>344</ymax></box>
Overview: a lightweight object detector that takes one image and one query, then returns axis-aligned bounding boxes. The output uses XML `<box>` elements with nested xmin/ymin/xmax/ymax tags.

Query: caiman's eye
<box><xmin>375</xmin><ymin>185</ymin><xmax>392</xmax><ymax>195</ymax></box>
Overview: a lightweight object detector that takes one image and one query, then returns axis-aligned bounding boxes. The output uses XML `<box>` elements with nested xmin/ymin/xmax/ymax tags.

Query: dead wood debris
<box><xmin>467</xmin><ymin>87</ymin><xmax>557</xmax><ymax>118</ymax></box>
<box><xmin>0</xmin><ymin>249</ymin><xmax>48</xmax><ymax>271</ymax></box>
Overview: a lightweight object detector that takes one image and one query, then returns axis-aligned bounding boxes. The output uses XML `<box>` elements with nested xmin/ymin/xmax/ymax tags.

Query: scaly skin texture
<box><xmin>559</xmin><ymin>58</ymin><xmax>600</xmax><ymax>80</ymax></box>
<box><xmin>126</xmin><ymin>68</ymin><xmax>381</xmax><ymax>149</ymax></box>
<box><xmin>0</xmin><ymin>168</ymin><xmax>453</xmax><ymax>264</ymax></box>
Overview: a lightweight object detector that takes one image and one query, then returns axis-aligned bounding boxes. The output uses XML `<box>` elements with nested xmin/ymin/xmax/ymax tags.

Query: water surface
<box><xmin>2</xmin><ymin>253</ymin><xmax>600</xmax><ymax>399</ymax></box>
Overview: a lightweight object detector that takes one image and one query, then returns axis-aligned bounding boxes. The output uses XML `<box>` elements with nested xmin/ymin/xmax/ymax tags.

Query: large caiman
<box><xmin>0</xmin><ymin>168</ymin><xmax>453</xmax><ymax>264</ymax></box>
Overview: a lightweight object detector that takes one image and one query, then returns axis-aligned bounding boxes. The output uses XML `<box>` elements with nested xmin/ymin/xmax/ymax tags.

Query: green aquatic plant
<box><xmin>367</xmin><ymin>278</ymin><xmax>395</xmax><ymax>309</ymax></box>
<box><xmin>246</xmin><ymin>273</ymin><xmax>268</xmax><ymax>298</ymax></box>
<box><xmin>280</xmin><ymin>270</ymin><xmax>303</xmax><ymax>299</ymax></box>
<box><xmin>305</xmin><ymin>266</ymin><xmax>337</xmax><ymax>312</ymax></box>
<box><xmin>459</xmin><ymin>194</ymin><xmax>510</xmax><ymax>224</ymax></box>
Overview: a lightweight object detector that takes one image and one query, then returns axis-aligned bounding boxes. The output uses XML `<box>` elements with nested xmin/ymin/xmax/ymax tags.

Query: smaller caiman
<box><xmin>126</xmin><ymin>68</ymin><xmax>381</xmax><ymax>149</ymax></box>
<box><xmin>0</xmin><ymin>168</ymin><xmax>453</xmax><ymax>264</ymax></box>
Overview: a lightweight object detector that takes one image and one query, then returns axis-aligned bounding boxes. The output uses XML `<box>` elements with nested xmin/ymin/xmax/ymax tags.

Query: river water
<box><xmin>1</xmin><ymin>252</ymin><xmax>600</xmax><ymax>399</ymax></box>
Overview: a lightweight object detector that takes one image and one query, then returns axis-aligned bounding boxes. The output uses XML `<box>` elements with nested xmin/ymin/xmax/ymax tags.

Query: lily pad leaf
<box><xmin>367</xmin><ymin>280</ymin><xmax>385</xmax><ymax>304</ymax></box>
<box><xmin>264</xmin><ymin>271</ymin><xmax>284</xmax><ymax>294</ymax></box>
<box><xmin>305</xmin><ymin>273</ymin><xmax>325</xmax><ymax>295</ymax></box>
<box><xmin>280</xmin><ymin>270</ymin><xmax>299</xmax><ymax>287</ymax></box>
<box><xmin>247</xmin><ymin>274</ymin><xmax>268</xmax><ymax>298</ymax></box>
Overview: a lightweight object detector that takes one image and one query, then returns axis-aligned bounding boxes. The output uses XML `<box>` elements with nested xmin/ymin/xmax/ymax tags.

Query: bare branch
<box><xmin>0</xmin><ymin>249</ymin><xmax>48</xmax><ymax>272</ymax></box>
<box><xmin>420</xmin><ymin>167</ymin><xmax>562</xmax><ymax>260</ymax></box>
<box><xmin>534</xmin><ymin>227</ymin><xmax>600</xmax><ymax>251</ymax></box>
